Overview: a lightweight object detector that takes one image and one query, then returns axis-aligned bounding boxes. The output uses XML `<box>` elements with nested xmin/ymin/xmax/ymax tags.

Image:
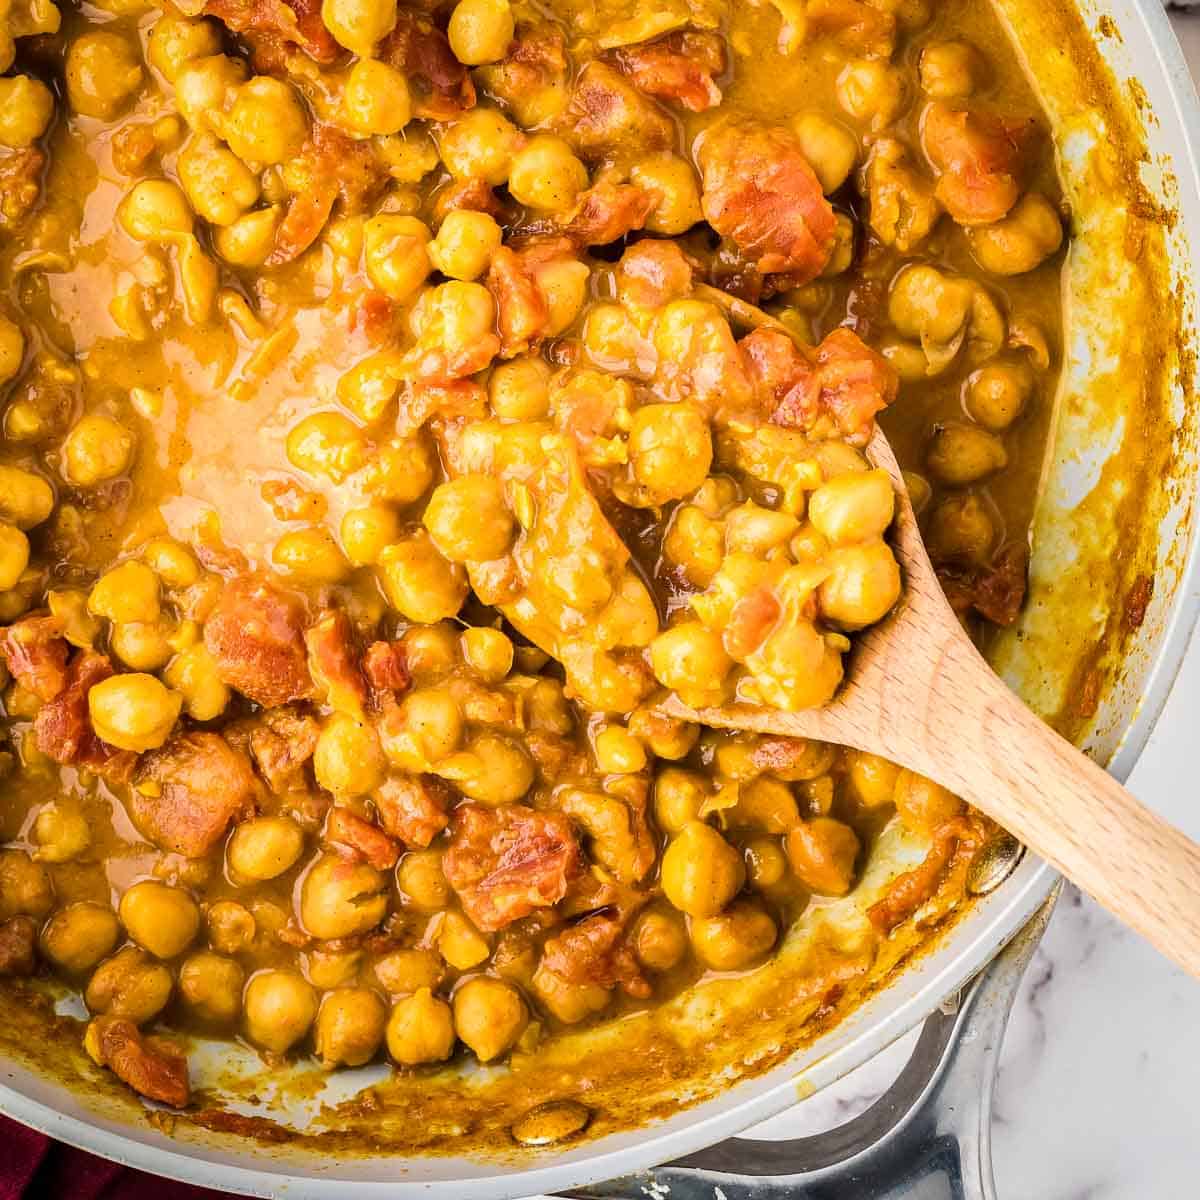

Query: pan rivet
<box><xmin>967</xmin><ymin>831</ymin><xmax>1024</xmax><ymax>896</ymax></box>
<box><xmin>511</xmin><ymin>1099</ymin><xmax>591</xmax><ymax>1146</ymax></box>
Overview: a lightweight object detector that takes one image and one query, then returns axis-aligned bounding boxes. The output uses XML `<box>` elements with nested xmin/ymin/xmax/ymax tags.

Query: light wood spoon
<box><xmin>664</xmin><ymin>427</ymin><xmax>1200</xmax><ymax>978</ymax></box>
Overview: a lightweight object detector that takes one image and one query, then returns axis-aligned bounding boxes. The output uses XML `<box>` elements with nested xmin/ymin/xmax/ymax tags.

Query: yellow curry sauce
<box><xmin>0</xmin><ymin>0</ymin><xmax>1064</xmax><ymax>1122</ymax></box>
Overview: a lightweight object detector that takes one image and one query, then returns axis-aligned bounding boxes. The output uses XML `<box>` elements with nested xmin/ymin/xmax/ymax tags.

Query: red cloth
<box><xmin>0</xmin><ymin>1116</ymin><xmax>228</xmax><ymax>1200</ymax></box>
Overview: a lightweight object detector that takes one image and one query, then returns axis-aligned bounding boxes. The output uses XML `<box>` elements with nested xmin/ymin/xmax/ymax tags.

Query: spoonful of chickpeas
<box><xmin>667</xmin><ymin>290</ymin><xmax>1200</xmax><ymax>979</ymax></box>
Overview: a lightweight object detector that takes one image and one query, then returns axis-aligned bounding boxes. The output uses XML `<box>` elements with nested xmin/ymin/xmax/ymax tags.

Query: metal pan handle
<box><xmin>567</xmin><ymin>889</ymin><xmax>1057</xmax><ymax>1200</ymax></box>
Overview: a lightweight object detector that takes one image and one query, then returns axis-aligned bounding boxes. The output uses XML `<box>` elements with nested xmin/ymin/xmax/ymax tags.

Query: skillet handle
<box><xmin>565</xmin><ymin>888</ymin><xmax>1057</xmax><ymax>1200</ymax></box>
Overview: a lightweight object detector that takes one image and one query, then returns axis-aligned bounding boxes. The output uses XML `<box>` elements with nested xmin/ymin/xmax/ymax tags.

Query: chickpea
<box><xmin>386</xmin><ymin>986</ymin><xmax>456</xmax><ymax>1065</ymax></box>
<box><xmin>744</xmin><ymin>836</ymin><xmax>789</xmax><ymax>890</ymax></box>
<box><xmin>964</xmin><ymin>360</ymin><xmax>1034</xmax><ymax>431</ymax></box>
<box><xmin>300</xmin><ymin>854</ymin><xmax>388</xmax><ymax>940</ymax></box>
<box><xmin>366</xmin><ymin>434</ymin><xmax>436</xmax><ymax>505</ymax></box>
<box><xmin>0</xmin><ymin>314</ymin><xmax>23</xmax><ymax>384</ymax></box>
<box><xmin>148</xmin><ymin>14</ymin><xmax>222</xmax><ymax>82</ymax></box>
<box><xmin>661</xmin><ymin>821</ymin><xmax>745</xmax><ymax>917</ymax></box>
<box><xmin>632</xmin><ymin>907</ymin><xmax>688</xmax><ymax>971</ymax></box>
<box><xmin>902</xmin><ymin>471</ymin><xmax>932</xmax><ymax>516</ymax></box>
<box><xmin>66</xmin><ymin>31</ymin><xmax>144</xmax><ymax>120</ymax></box>
<box><xmin>630</xmin><ymin>152</ymin><xmax>702</xmax><ymax>235</ymax></box>
<box><xmin>88</xmin><ymin>674</ymin><xmax>182</xmax><ymax>753</ymax></box>
<box><xmin>889</xmin><ymin>264</ymin><xmax>974</xmax><ymax>345</ymax></box>
<box><xmin>893</xmin><ymin>769</ymin><xmax>964</xmax><ymax>834</ymax></box>
<box><xmin>837</xmin><ymin>59</ymin><xmax>903</xmax><ymax>129</ymax></box>
<box><xmin>363</xmin><ymin>214</ymin><xmax>432</xmax><ymax>301</ymax></box>
<box><xmin>306</xmin><ymin>945</ymin><xmax>362</xmax><ymax>990</ymax></box>
<box><xmin>207</xmin><ymin>899</ymin><xmax>256</xmax><ymax>954</ymax></box>
<box><xmin>0</xmin><ymin>524</ymin><xmax>28</xmax><ymax>593</ymax></box>
<box><xmin>88</xmin><ymin>561</ymin><xmax>159</xmax><ymax>624</ymax></box>
<box><xmin>174</xmin><ymin>55</ymin><xmax>246</xmax><ymax>130</ymax></box>
<box><xmin>460</xmin><ymin>627</ymin><xmax>513</xmax><ymax>682</ymax></box>
<box><xmin>378</xmin><ymin>536</ymin><xmax>469</xmax><ymax>623</ymax></box>
<box><xmin>439</xmin><ymin>107</ymin><xmax>522</xmax><ymax>185</ymax></box>
<box><xmin>396</xmin><ymin>849</ymin><xmax>450</xmax><ymax>910</ymax></box>
<box><xmin>652</xmin><ymin>768</ymin><xmax>707</xmax><ymax>835</ymax></box>
<box><xmin>179</xmin><ymin>951</ymin><xmax>244</xmax><ymax>1023</ymax></box>
<box><xmin>374</xmin><ymin>947</ymin><xmax>444</xmax><ymax>995</ymax></box>
<box><xmin>926</xmin><ymin>492</ymin><xmax>996</xmax><ymax>565</ymax></box>
<box><xmin>423</xmin><ymin>475</ymin><xmax>514</xmax><ymax>562</ymax></box>
<box><xmin>382</xmin><ymin>686</ymin><xmax>463</xmax><ymax>770</ymax></box>
<box><xmin>628</xmin><ymin>402</ymin><xmax>712</xmax><ymax>503</ymax></box>
<box><xmin>322</xmin><ymin>0</ymin><xmax>397</xmax><ymax>56</ymax></box>
<box><xmin>225</xmin><ymin>77</ymin><xmax>308</xmax><ymax>166</ymax></box>
<box><xmin>808</xmin><ymin>469</ymin><xmax>894</xmax><ymax>545</ymax></box>
<box><xmin>649</xmin><ymin>622</ymin><xmax>733</xmax><ymax>705</ymax></box>
<box><xmin>919</xmin><ymin>41</ymin><xmax>982</xmax><ymax>99</ymax></box>
<box><xmin>337</xmin><ymin>504</ymin><xmax>396</xmax><ymax>567</ymax></box>
<box><xmin>593</xmin><ymin>725</ymin><xmax>647</xmax><ymax>775</ymax></box>
<box><xmin>314</xmin><ymin>712</ymin><xmax>386</xmax><ymax>796</ymax></box>
<box><xmin>110</xmin><ymin>621</ymin><xmax>173</xmax><ymax>672</ymax></box>
<box><xmin>118</xmin><ymin>180</ymin><xmax>193</xmax><ymax>242</ymax></box>
<box><xmin>453</xmin><ymin>976</ymin><xmax>527</xmax><ymax>1062</ymax></box>
<box><xmin>508</xmin><ymin>135</ymin><xmax>588</xmax><ymax>212</ymax></box>
<box><xmin>925</xmin><ymin>422</ymin><xmax>1008</xmax><ymax>485</ymax></box>
<box><xmin>537</xmin><ymin>258</ymin><xmax>590</xmax><ymax>335</ymax></box>
<box><xmin>846</xmin><ymin>751</ymin><xmax>902</xmax><ymax>809</ymax></box>
<box><xmin>32</xmin><ymin>802</ymin><xmax>90</xmax><ymax>863</ymax></box>
<box><xmin>179</xmin><ymin>133</ymin><xmax>260</xmax><ymax>226</ymax></box>
<box><xmin>312</xmin><ymin>987</ymin><xmax>386</xmax><ymax>1068</ymax></box>
<box><xmin>214</xmin><ymin>205</ymin><xmax>281</xmax><ymax>267</ymax></box>
<box><xmin>968</xmin><ymin>193</ymin><xmax>1064</xmax><ymax>276</ymax></box>
<box><xmin>429</xmin><ymin>209</ymin><xmax>502</xmax><ymax>282</ymax></box>
<box><xmin>437</xmin><ymin>732</ymin><xmax>534</xmax><ymax>805</ymax></box>
<box><xmin>163</xmin><ymin>642</ymin><xmax>229</xmax><ymax>720</ymax></box>
<box><xmin>0</xmin><ymin>465</ymin><xmax>54</xmax><ymax>529</ymax></box>
<box><xmin>401</xmin><ymin>623</ymin><xmax>459</xmax><ymax>680</ymax></box>
<box><xmin>244</xmin><ymin>969</ymin><xmax>318</xmax><ymax>1053</ymax></box>
<box><xmin>792</xmin><ymin>113</ymin><xmax>858</xmax><ymax>194</ymax></box>
<box><xmin>732</xmin><ymin>776</ymin><xmax>800</xmax><ymax>834</ymax></box>
<box><xmin>438</xmin><ymin>910</ymin><xmax>490</xmax><ymax>970</ymax></box>
<box><xmin>286</xmin><ymin>411</ymin><xmax>365</xmax><ymax>483</ymax></box>
<box><xmin>85</xmin><ymin>947</ymin><xmax>173</xmax><ymax>1024</ymax></box>
<box><xmin>690</xmin><ymin>900</ymin><xmax>778</xmax><ymax>971</ymax></box>
<box><xmin>341</xmin><ymin>58</ymin><xmax>411</xmax><ymax>137</ymax></box>
<box><xmin>273</xmin><ymin>527</ymin><xmax>350</xmax><ymax>585</ymax></box>
<box><xmin>822</xmin><ymin>213</ymin><xmax>856</xmax><ymax>277</ymax></box>
<box><xmin>227</xmin><ymin>816</ymin><xmax>305</xmax><ymax>882</ymax></box>
<box><xmin>120</xmin><ymin>880</ymin><xmax>200</xmax><ymax>959</ymax></box>
<box><xmin>40</xmin><ymin>903</ymin><xmax>120</xmax><ymax>973</ymax></box>
<box><xmin>818</xmin><ymin>541</ymin><xmax>901</xmax><ymax>629</ymax></box>
<box><xmin>531</xmin><ymin>964</ymin><xmax>610</xmax><ymax>1023</ymax></box>
<box><xmin>0</xmin><ymin>76</ymin><xmax>54</xmax><ymax>149</ymax></box>
<box><xmin>448</xmin><ymin>0</ymin><xmax>513</xmax><ymax>65</ymax></box>
<box><xmin>489</xmin><ymin>355</ymin><xmax>550</xmax><ymax>420</ymax></box>
<box><xmin>785</xmin><ymin>818</ymin><xmax>861</xmax><ymax>895</ymax></box>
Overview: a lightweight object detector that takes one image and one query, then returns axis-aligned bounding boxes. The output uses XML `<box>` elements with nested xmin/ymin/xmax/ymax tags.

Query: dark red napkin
<box><xmin>0</xmin><ymin>1116</ymin><xmax>229</xmax><ymax>1200</ymax></box>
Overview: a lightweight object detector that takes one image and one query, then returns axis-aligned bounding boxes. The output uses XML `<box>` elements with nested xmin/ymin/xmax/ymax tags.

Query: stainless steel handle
<box><xmin>567</xmin><ymin>889</ymin><xmax>1058</xmax><ymax>1200</ymax></box>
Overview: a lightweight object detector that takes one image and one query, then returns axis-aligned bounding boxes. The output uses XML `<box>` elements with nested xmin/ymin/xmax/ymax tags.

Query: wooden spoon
<box><xmin>664</xmin><ymin>427</ymin><xmax>1200</xmax><ymax>977</ymax></box>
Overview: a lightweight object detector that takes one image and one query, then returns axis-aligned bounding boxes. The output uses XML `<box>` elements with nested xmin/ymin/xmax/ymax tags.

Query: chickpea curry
<box><xmin>0</xmin><ymin>0</ymin><xmax>1064</xmax><ymax>1120</ymax></box>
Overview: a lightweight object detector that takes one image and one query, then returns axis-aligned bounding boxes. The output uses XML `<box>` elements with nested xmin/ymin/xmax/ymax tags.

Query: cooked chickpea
<box><xmin>629</xmin><ymin>402</ymin><xmax>713</xmax><ymax>502</ymax></box>
<box><xmin>338</xmin><ymin>504</ymin><xmax>397</xmax><ymax>567</ymax></box>
<box><xmin>649</xmin><ymin>622</ymin><xmax>733</xmax><ymax>704</ymax></box>
<box><xmin>632</xmin><ymin>907</ymin><xmax>688</xmax><ymax>971</ymax></box>
<box><xmin>341</xmin><ymin>58</ymin><xmax>411</xmax><ymax>137</ymax></box>
<box><xmin>120</xmin><ymin>880</ymin><xmax>200</xmax><ymax>959</ymax></box>
<box><xmin>378</xmin><ymin>536</ymin><xmax>469</xmax><ymax>623</ymax></box>
<box><xmin>367</xmin><ymin>434</ymin><xmax>436</xmax><ymax>505</ymax></box>
<box><xmin>314</xmin><ymin>713</ymin><xmax>386</xmax><ymax>796</ymax></box>
<box><xmin>532</xmin><ymin>964</ymin><xmax>610</xmax><ymax>1023</ymax></box>
<box><xmin>537</xmin><ymin>258</ymin><xmax>590</xmax><ymax>335</ymax></box>
<box><xmin>889</xmin><ymin>264</ymin><xmax>974</xmax><ymax>345</ymax></box>
<box><xmin>118</xmin><ymin>180</ymin><xmax>193</xmax><ymax>241</ymax></box>
<box><xmin>926</xmin><ymin>492</ymin><xmax>996</xmax><ymax>564</ymax></box>
<box><xmin>286</xmin><ymin>411</ymin><xmax>365</xmax><ymax>483</ymax></box>
<box><xmin>244</xmin><ymin>969</ymin><xmax>318</xmax><ymax>1053</ymax></box>
<box><xmin>453</xmin><ymin>976</ymin><xmax>527</xmax><ymax>1062</ymax></box>
<box><xmin>744</xmin><ymin>836</ymin><xmax>789</xmax><ymax>890</ymax></box>
<box><xmin>0</xmin><ymin>76</ymin><xmax>54</xmax><ymax>149</ymax></box>
<box><xmin>85</xmin><ymin>947</ymin><xmax>173</xmax><ymax>1023</ymax></box>
<box><xmin>300</xmin><ymin>854</ymin><xmax>388</xmax><ymax>939</ymax></box>
<box><xmin>179</xmin><ymin>951</ymin><xmax>244</xmax><ymax>1023</ymax></box>
<box><xmin>628</xmin><ymin>708</ymin><xmax>698</xmax><ymax>762</ymax></box>
<box><xmin>893</xmin><ymin>769</ymin><xmax>964</xmax><ymax>834</ymax></box>
<box><xmin>386</xmin><ymin>987</ymin><xmax>456</xmax><ymax>1064</ymax></box>
<box><xmin>968</xmin><ymin>193</ymin><xmax>1064</xmax><ymax>276</ymax></box>
<box><xmin>66</xmin><ymin>31</ymin><xmax>144</xmax><ymax>120</ymax></box>
<box><xmin>837</xmin><ymin>59</ymin><xmax>903</xmax><ymax>128</ymax></box>
<box><xmin>438</xmin><ymin>910</ymin><xmax>490</xmax><ymax>970</ymax></box>
<box><xmin>660</xmin><ymin>821</ymin><xmax>745</xmax><ymax>917</ymax></box>
<box><xmin>63</xmin><ymin>413</ymin><xmax>136</xmax><ymax>487</ymax></box>
<box><xmin>179</xmin><ymin>133</ymin><xmax>260</xmax><ymax>226</ymax></box>
<box><xmin>206</xmin><ymin>899</ymin><xmax>256</xmax><ymax>954</ymax></box>
<box><xmin>322</xmin><ymin>0</ymin><xmax>397</xmax><ymax>55</ymax></box>
<box><xmin>382</xmin><ymin>686</ymin><xmax>463</xmax><ymax>769</ymax></box>
<box><xmin>630</xmin><ymin>152</ymin><xmax>703</xmax><ymax>235</ymax></box>
<box><xmin>141</xmin><ymin>540</ymin><xmax>200</xmax><ymax>589</ymax></box>
<box><xmin>273</xmin><ymin>527</ymin><xmax>350</xmax><ymax>584</ymax></box>
<box><xmin>213</xmin><ymin>205</ymin><xmax>281</xmax><ymax>267</ymax></box>
<box><xmin>732</xmin><ymin>776</ymin><xmax>800</xmax><ymax>833</ymax></box>
<box><xmin>0</xmin><ymin>523</ymin><xmax>29</xmax><ymax>592</ymax></box>
<box><xmin>148</xmin><ymin>14</ymin><xmax>222</xmax><ymax>82</ymax></box>
<box><xmin>437</xmin><ymin>732</ymin><xmax>534</xmax><ymax>805</ymax></box>
<box><xmin>315</xmin><ymin>987</ymin><xmax>387</xmax><ymax>1067</ymax></box>
<box><xmin>0</xmin><ymin>465</ymin><xmax>54</xmax><ymax>529</ymax></box>
<box><xmin>225</xmin><ymin>77</ymin><xmax>308</xmax><ymax>166</ymax></box>
<box><xmin>846</xmin><ymin>750</ymin><xmax>902</xmax><ymax>808</ymax></box>
<box><xmin>429</xmin><ymin>209</ymin><xmax>502</xmax><ymax>281</ymax></box>
<box><xmin>925</xmin><ymin>422</ymin><xmax>1008</xmax><ymax>485</ymax></box>
<box><xmin>0</xmin><ymin>314</ymin><xmax>23</xmax><ymax>384</ymax></box>
<box><xmin>400</xmin><ymin>623</ymin><xmax>458</xmax><ymax>679</ymax></box>
<box><xmin>508</xmin><ymin>135</ymin><xmax>588</xmax><ymax>212</ymax></box>
<box><xmin>785</xmin><ymin>818</ymin><xmax>861</xmax><ymax>895</ymax></box>
<box><xmin>792</xmin><ymin>113</ymin><xmax>858</xmax><ymax>193</ymax></box>
<box><xmin>33</xmin><ymin>803</ymin><xmax>90</xmax><ymax>863</ymax></box>
<box><xmin>489</xmin><ymin>355</ymin><xmax>551</xmax><ymax>420</ymax></box>
<box><xmin>424</xmin><ymin>475</ymin><xmax>515</xmax><ymax>562</ymax></box>
<box><xmin>307</xmin><ymin>945</ymin><xmax>362</xmax><ymax>990</ymax></box>
<box><xmin>690</xmin><ymin>900</ymin><xmax>778</xmax><ymax>971</ymax></box>
<box><xmin>88</xmin><ymin>673</ymin><xmax>182</xmax><ymax>753</ymax></box>
<box><xmin>364</xmin><ymin>214</ymin><xmax>432</xmax><ymax>301</ymax></box>
<box><xmin>40</xmin><ymin>903</ymin><xmax>120</xmax><ymax>973</ymax></box>
<box><xmin>396</xmin><ymin>849</ymin><xmax>450</xmax><ymax>910</ymax></box>
<box><xmin>593</xmin><ymin>725</ymin><xmax>647</xmax><ymax>774</ymax></box>
<box><xmin>818</xmin><ymin>541</ymin><xmax>901</xmax><ymax>629</ymax></box>
<box><xmin>808</xmin><ymin>469</ymin><xmax>894</xmax><ymax>545</ymax></box>
<box><xmin>374</xmin><ymin>947</ymin><xmax>444</xmax><ymax>995</ymax></box>
<box><xmin>110</xmin><ymin>621</ymin><xmax>173</xmax><ymax>672</ymax></box>
<box><xmin>448</xmin><ymin>0</ymin><xmax>514</xmax><ymax>65</ymax></box>
<box><xmin>163</xmin><ymin>642</ymin><xmax>229</xmax><ymax>720</ymax></box>
<box><xmin>460</xmin><ymin>626</ymin><xmax>513</xmax><ymax>682</ymax></box>
<box><xmin>919</xmin><ymin>41</ymin><xmax>982</xmax><ymax>99</ymax></box>
<box><xmin>174</xmin><ymin>54</ymin><xmax>246</xmax><ymax>129</ymax></box>
<box><xmin>438</xmin><ymin>107</ymin><xmax>522</xmax><ymax>185</ymax></box>
<box><xmin>964</xmin><ymin>360</ymin><xmax>1034</xmax><ymax>431</ymax></box>
<box><xmin>88</xmin><ymin>561</ymin><xmax>159</xmax><ymax>624</ymax></box>
<box><xmin>227</xmin><ymin>816</ymin><xmax>305</xmax><ymax>882</ymax></box>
